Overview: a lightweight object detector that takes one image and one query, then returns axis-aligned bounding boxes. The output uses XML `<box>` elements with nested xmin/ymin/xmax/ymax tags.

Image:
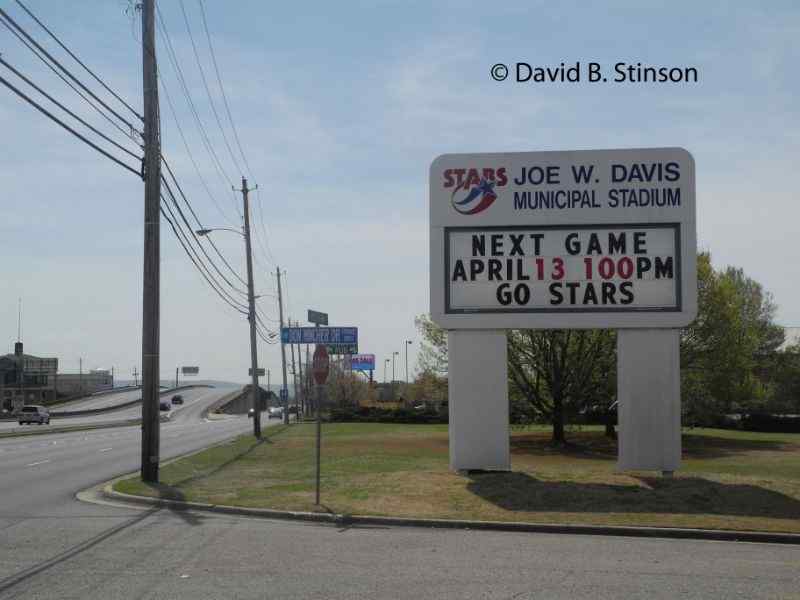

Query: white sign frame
<box><xmin>430</xmin><ymin>147</ymin><xmax>696</xmax><ymax>329</ymax></box>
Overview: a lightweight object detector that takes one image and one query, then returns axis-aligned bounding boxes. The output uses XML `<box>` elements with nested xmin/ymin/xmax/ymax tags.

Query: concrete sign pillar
<box><xmin>617</xmin><ymin>329</ymin><xmax>681</xmax><ymax>473</ymax></box>
<box><xmin>448</xmin><ymin>330</ymin><xmax>510</xmax><ymax>471</ymax></box>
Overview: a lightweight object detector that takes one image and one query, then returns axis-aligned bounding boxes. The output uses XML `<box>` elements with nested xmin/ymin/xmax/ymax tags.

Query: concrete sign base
<box><xmin>448</xmin><ymin>330</ymin><xmax>510</xmax><ymax>471</ymax></box>
<box><xmin>616</xmin><ymin>329</ymin><xmax>681</xmax><ymax>472</ymax></box>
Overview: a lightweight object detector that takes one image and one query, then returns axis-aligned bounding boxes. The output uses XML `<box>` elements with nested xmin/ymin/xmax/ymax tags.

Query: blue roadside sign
<box><xmin>281</xmin><ymin>326</ymin><xmax>358</xmax><ymax>345</ymax></box>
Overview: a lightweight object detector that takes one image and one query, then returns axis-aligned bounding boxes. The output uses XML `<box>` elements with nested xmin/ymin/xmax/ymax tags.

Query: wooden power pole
<box><xmin>140</xmin><ymin>0</ymin><xmax>161</xmax><ymax>483</ymax></box>
<box><xmin>239</xmin><ymin>177</ymin><xmax>261</xmax><ymax>438</ymax></box>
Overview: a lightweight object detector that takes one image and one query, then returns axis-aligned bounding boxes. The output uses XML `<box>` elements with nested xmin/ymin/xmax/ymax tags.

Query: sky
<box><xmin>0</xmin><ymin>1</ymin><xmax>798</xmax><ymax>383</ymax></box>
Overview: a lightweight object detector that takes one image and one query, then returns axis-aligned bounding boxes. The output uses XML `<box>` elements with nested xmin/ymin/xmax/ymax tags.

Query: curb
<box><xmin>101</xmin><ymin>485</ymin><xmax>800</xmax><ymax>546</ymax></box>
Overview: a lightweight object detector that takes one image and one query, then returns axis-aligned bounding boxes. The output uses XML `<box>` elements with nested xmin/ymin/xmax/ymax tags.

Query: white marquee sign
<box><xmin>430</xmin><ymin>147</ymin><xmax>696</xmax><ymax>329</ymax></box>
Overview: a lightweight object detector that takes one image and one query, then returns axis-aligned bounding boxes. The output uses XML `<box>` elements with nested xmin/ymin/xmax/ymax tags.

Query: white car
<box><xmin>18</xmin><ymin>405</ymin><xmax>50</xmax><ymax>425</ymax></box>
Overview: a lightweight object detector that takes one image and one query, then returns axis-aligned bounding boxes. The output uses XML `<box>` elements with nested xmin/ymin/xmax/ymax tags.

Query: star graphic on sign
<box><xmin>477</xmin><ymin>178</ymin><xmax>496</xmax><ymax>196</ymax></box>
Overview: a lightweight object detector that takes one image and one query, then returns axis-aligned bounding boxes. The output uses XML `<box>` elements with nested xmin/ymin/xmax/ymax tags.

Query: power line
<box><xmin>178</xmin><ymin>0</ymin><xmax>242</xmax><ymax>178</ymax></box>
<box><xmin>159</xmin><ymin>71</ymin><xmax>238</xmax><ymax>228</ymax></box>
<box><xmin>0</xmin><ymin>14</ymin><xmax>141</xmax><ymax>143</ymax></box>
<box><xmin>253</xmin><ymin>186</ymin><xmax>277</xmax><ymax>267</ymax></box>
<box><xmin>160</xmin><ymin>202</ymin><xmax>248</xmax><ymax>316</ymax></box>
<box><xmin>0</xmin><ymin>72</ymin><xmax>141</xmax><ymax>176</ymax></box>
<box><xmin>161</xmin><ymin>156</ymin><xmax>248</xmax><ymax>286</ymax></box>
<box><xmin>161</xmin><ymin>172</ymin><xmax>249</xmax><ymax>296</ymax></box>
<box><xmin>154</xmin><ymin>3</ymin><xmax>237</xmax><ymax>206</ymax></box>
<box><xmin>197</xmin><ymin>0</ymin><xmax>253</xmax><ymax>176</ymax></box>
<box><xmin>0</xmin><ymin>6</ymin><xmax>139</xmax><ymax>133</ymax></box>
<box><xmin>0</xmin><ymin>56</ymin><xmax>141</xmax><ymax>161</ymax></box>
<box><xmin>14</xmin><ymin>0</ymin><xmax>143</xmax><ymax>121</ymax></box>
<box><xmin>160</xmin><ymin>183</ymin><xmax>249</xmax><ymax>312</ymax></box>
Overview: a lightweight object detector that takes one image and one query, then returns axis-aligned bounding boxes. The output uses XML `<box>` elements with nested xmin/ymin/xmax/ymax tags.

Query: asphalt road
<box><xmin>0</xmin><ymin>385</ymin><xmax>227</xmax><ymax>432</ymax></box>
<box><xmin>1</xmin><ymin>388</ymin><xmax>799</xmax><ymax>599</ymax></box>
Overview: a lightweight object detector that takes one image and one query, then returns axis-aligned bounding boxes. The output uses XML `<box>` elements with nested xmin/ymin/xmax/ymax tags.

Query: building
<box><xmin>0</xmin><ymin>342</ymin><xmax>58</xmax><ymax>412</ymax></box>
<box><xmin>55</xmin><ymin>369</ymin><xmax>113</xmax><ymax>396</ymax></box>
<box><xmin>779</xmin><ymin>327</ymin><xmax>800</xmax><ymax>351</ymax></box>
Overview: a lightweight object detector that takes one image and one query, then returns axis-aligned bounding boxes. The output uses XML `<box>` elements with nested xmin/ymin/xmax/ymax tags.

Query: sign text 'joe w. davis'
<box><xmin>430</xmin><ymin>147</ymin><xmax>696</xmax><ymax>329</ymax></box>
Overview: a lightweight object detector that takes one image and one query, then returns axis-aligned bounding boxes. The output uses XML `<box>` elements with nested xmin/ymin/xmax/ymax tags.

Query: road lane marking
<box><xmin>99</xmin><ymin>447</ymin><xmax>113</xmax><ymax>452</ymax></box>
<box><xmin>26</xmin><ymin>459</ymin><xmax>50</xmax><ymax>467</ymax></box>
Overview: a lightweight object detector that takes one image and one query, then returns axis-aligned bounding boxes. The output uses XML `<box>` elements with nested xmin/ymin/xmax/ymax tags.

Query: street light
<box><xmin>195</xmin><ymin>185</ymin><xmax>263</xmax><ymax>439</ymax></box>
<box><xmin>384</xmin><ymin>359</ymin><xmax>389</xmax><ymax>383</ymax></box>
<box><xmin>392</xmin><ymin>351</ymin><xmax>399</xmax><ymax>383</ymax></box>
<box><xmin>404</xmin><ymin>340</ymin><xmax>413</xmax><ymax>385</ymax></box>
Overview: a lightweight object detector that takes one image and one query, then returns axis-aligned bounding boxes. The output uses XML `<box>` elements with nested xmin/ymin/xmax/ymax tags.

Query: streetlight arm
<box><xmin>195</xmin><ymin>227</ymin><xmax>243</xmax><ymax>237</ymax></box>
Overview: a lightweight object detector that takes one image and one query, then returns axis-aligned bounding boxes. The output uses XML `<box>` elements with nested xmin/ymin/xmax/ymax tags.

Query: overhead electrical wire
<box><xmin>160</xmin><ymin>203</ymin><xmax>248</xmax><ymax>316</ymax></box>
<box><xmin>161</xmin><ymin>173</ymin><xmax>249</xmax><ymax>296</ymax></box>
<box><xmin>159</xmin><ymin>71</ymin><xmax>238</xmax><ymax>228</ymax></box>
<box><xmin>0</xmin><ymin>56</ymin><xmax>141</xmax><ymax>161</ymax></box>
<box><xmin>14</xmin><ymin>0</ymin><xmax>143</xmax><ymax>122</ymax></box>
<box><xmin>178</xmin><ymin>0</ymin><xmax>242</xmax><ymax>178</ymax></box>
<box><xmin>0</xmin><ymin>6</ymin><xmax>139</xmax><ymax>133</ymax></box>
<box><xmin>197</xmin><ymin>0</ymin><xmax>253</xmax><ymax>177</ymax></box>
<box><xmin>0</xmin><ymin>72</ymin><xmax>141</xmax><ymax>176</ymax></box>
<box><xmin>154</xmin><ymin>3</ymin><xmax>237</xmax><ymax>204</ymax></box>
<box><xmin>0</xmin><ymin>2</ymin><xmax>278</xmax><ymax>324</ymax></box>
<box><xmin>160</xmin><ymin>184</ymin><xmax>249</xmax><ymax>313</ymax></box>
<box><xmin>0</xmin><ymin>14</ymin><xmax>142</xmax><ymax>143</ymax></box>
<box><xmin>161</xmin><ymin>156</ymin><xmax>248</xmax><ymax>286</ymax></box>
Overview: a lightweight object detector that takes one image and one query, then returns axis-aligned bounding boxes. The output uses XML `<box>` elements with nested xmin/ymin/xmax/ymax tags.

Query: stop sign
<box><xmin>312</xmin><ymin>344</ymin><xmax>329</xmax><ymax>385</ymax></box>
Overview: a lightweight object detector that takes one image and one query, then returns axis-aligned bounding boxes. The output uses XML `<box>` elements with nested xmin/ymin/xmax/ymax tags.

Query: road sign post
<box><xmin>312</xmin><ymin>344</ymin><xmax>329</xmax><ymax>505</ymax></box>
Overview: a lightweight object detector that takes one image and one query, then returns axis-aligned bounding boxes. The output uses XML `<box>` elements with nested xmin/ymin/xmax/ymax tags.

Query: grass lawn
<box><xmin>115</xmin><ymin>423</ymin><xmax>800</xmax><ymax>533</ymax></box>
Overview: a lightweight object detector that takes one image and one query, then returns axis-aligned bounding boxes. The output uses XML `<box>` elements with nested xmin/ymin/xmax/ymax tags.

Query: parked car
<box><xmin>18</xmin><ymin>405</ymin><xmax>50</xmax><ymax>425</ymax></box>
<box><xmin>268</xmin><ymin>407</ymin><xmax>283</xmax><ymax>419</ymax></box>
<box><xmin>171</xmin><ymin>394</ymin><xmax>184</xmax><ymax>405</ymax></box>
<box><xmin>159</xmin><ymin>399</ymin><xmax>171</xmax><ymax>411</ymax></box>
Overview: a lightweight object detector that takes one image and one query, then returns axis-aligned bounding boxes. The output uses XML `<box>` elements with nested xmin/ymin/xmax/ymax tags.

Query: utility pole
<box><xmin>289</xmin><ymin>320</ymin><xmax>297</xmax><ymax>421</ymax></box>
<box><xmin>133</xmin><ymin>366</ymin><xmax>139</xmax><ymax>387</ymax></box>
<box><xmin>175</xmin><ymin>367</ymin><xmax>178</xmax><ymax>389</ymax></box>
<box><xmin>141</xmin><ymin>0</ymin><xmax>161</xmax><ymax>483</ymax></box>
<box><xmin>276</xmin><ymin>267</ymin><xmax>289</xmax><ymax>425</ymax></box>
<box><xmin>296</xmin><ymin>324</ymin><xmax>305</xmax><ymax>417</ymax></box>
<box><xmin>306</xmin><ymin>346</ymin><xmax>310</xmax><ymax>414</ymax></box>
<box><xmin>79</xmin><ymin>357</ymin><xmax>83</xmax><ymax>395</ymax></box>
<box><xmin>238</xmin><ymin>177</ymin><xmax>261</xmax><ymax>439</ymax></box>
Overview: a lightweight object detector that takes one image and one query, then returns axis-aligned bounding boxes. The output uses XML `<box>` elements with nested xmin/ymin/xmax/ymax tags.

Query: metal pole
<box><xmin>315</xmin><ymin>382</ymin><xmax>322</xmax><ymax>505</ymax></box>
<box><xmin>140</xmin><ymin>0</ymin><xmax>161</xmax><ymax>483</ymax></box>
<box><xmin>306</xmin><ymin>346</ymin><xmax>310</xmax><ymax>414</ymax></box>
<box><xmin>296</xmin><ymin>326</ymin><xmax>305</xmax><ymax>418</ymax></box>
<box><xmin>276</xmin><ymin>267</ymin><xmax>290</xmax><ymax>425</ymax></box>
<box><xmin>175</xmin><ymin>367</ymin><xmax>178</xmax><ymax>389</ymax></box>
<box><xmin>241</xmin><ymin>177</ymin><xmax>261</xmax><ymax>439</ymax></box>
<box><xmin>289</xmin><ymin>321</ymin><xmax>297</xmax><ymax>421</ymax></box>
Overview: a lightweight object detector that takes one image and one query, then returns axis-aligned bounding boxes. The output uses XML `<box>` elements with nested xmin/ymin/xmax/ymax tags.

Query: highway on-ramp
<box><xmin>0</xmin><ymin>386</ymin><xmax>222</xmax><ymax>433</ymax></box>
<box><xmin>0</xmin><ymin>387</ymin><xmax>798</xmax><ymax>599</ymax></box>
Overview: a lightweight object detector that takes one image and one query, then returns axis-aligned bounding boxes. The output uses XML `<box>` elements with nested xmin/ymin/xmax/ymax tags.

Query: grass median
<box><xmin>115</xmin><ymin>423</ymin><xmax>800</xmax><ymax>533</ymax></box>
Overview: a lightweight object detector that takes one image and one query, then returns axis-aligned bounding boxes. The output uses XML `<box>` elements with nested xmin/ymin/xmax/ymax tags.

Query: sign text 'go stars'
<box><xmin>430</xmin><ymin>147</ymin><xmax>696</xmax><ymax>329</ymax></box>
